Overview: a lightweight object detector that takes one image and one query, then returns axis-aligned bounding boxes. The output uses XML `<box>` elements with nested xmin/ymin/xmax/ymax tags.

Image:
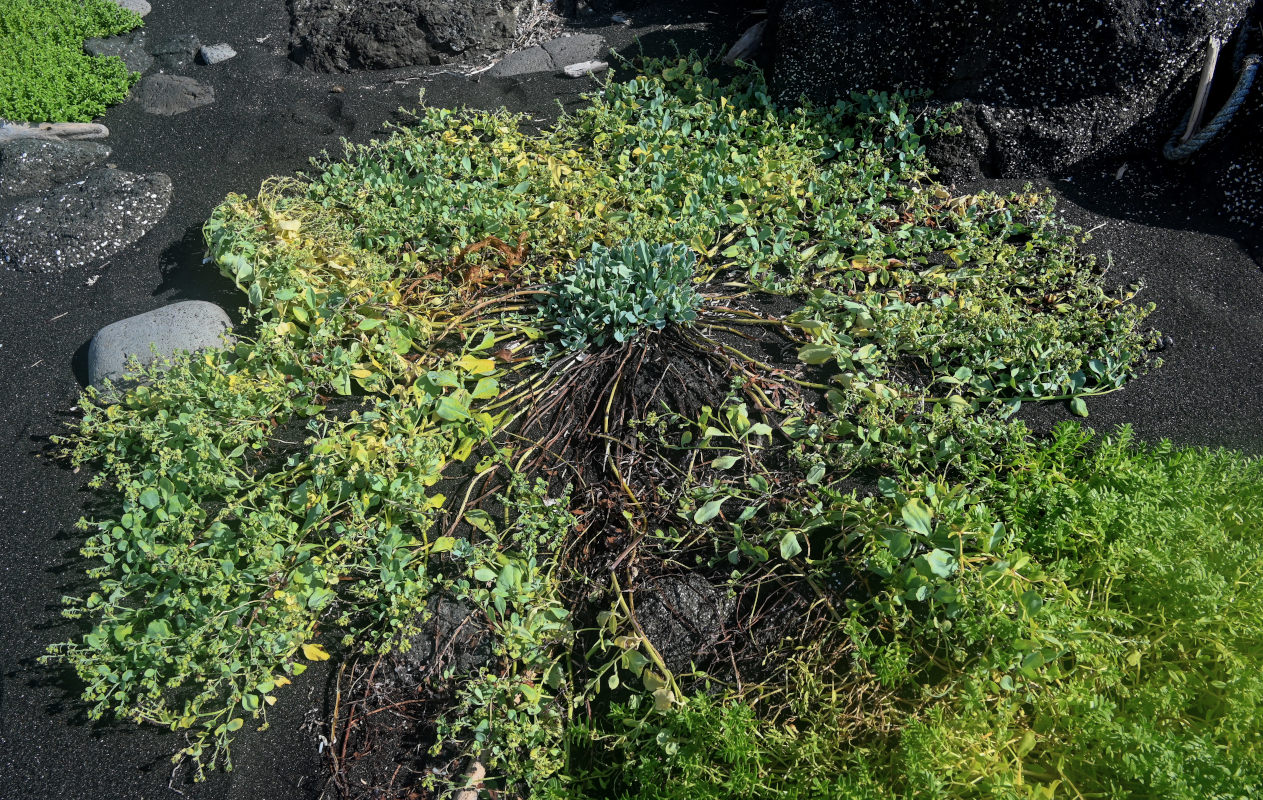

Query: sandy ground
<box><xmin>0</xmin><ymin>2</ymin><xmax>1258</xmax><ymax>798</ymax></box>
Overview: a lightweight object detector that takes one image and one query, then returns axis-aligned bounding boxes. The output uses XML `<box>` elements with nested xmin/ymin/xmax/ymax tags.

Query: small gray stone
<box><xmin>88</xmin><ymin>301</ymin><xmax>233</xmax><ymax>388</ymax></box>
<box><xmin>84</xmin><ymin>31</ymin><xmax>152</xmax><ymax>73</ymax></box>
<box><xmin>151</xmin><ymin>34</ymin><xmax>201</xmax><ymax>71</ymax></box>
<box><xmin>541</xmin><ymin>34</ymin><xmax>604</xmax><ymax>70</ymax></box>
<box><xmin>0</xmin><ymin>139</ymin><xmax>110</xmax><ymax>198</ymax></box>
<box><xmin>136</xmin><ymin>75</ymin><xmax>215</xmax><ymax>116</ymax></box>
<box><xmin>563</xmin><ymin>60</ymin><xmax>608</xmax><ymax>78</ymax></box>
<box><xmin>487</xmin><ymin>46</ymin><xmax>554</xmax><ymax>78</ymax></box>
<box><xmin>0</xmin><ymin>169</ymin><xmax>172</xmax><ymax>273</ymax></box>
<box><xmin>198</xmin><ymin>43</ymin><xmax>237</xmax><ymax>65</ymax></box>
<box><xmin>106</xmin><ymin>0</ymin><xmax>150</xmax><ymax>16</ymax></box>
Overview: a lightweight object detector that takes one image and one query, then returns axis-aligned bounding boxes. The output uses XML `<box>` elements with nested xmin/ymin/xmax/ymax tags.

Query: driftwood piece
<box><xmin>563</xmin><ymin>60</ymin><xmax>609</xmax><ymax>78</ymax></box>
<box><xmin>0</xmin><ymin>121</ymin><xmax>110</xmax><ymax>142</ymax></box>
<box><xmin>723</xmin><ymin>20</ymin><xmax>767</xmax><ymax>66</ymax></box>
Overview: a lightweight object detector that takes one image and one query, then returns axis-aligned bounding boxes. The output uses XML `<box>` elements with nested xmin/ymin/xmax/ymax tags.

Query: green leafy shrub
<box><xmin>543</xmin><ymin>240</ymin><xmax>702</xmax><ymax>351</ymax></box>
<box><xmin>561</xmin><ymin>692</ymin><xmax>880</xmax><ymax>800</ymax></box>
<box><xmin>46</xmin><ymin>54</ymin><xmax>1175</xmax><ymax>794</ymax></box>
<box><xmin>0</xmin><ymin>0</ymin><xmax>142</xmax><ymax>122</ymax></box>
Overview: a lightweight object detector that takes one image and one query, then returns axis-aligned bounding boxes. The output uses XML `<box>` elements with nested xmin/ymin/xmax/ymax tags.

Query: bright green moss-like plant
<box><xmin>567</xmin><ymin>426</ymin><xmax>1263</xmax><ymax>800</ymax></box>
<box><xmin>543</xmin><ymin>240</ymin><xmax>702</xmax><ymax>351</ymax></box>
<box><xmin>0</xmin><ymin>0</ymin><xmax>142</xmax><ymax>122</ymax></box>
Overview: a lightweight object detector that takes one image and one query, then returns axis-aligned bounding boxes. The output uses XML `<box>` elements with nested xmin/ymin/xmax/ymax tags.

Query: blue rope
<box><xmin>1164</xmin><ymin>39</ymin><xmax>1259</xmax><ymax>160</ymax></box>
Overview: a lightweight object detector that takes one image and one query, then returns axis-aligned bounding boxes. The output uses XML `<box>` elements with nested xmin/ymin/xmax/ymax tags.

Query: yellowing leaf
<box><xmin>301</xmin><ymin>643</ymin><xmax>331</xmax><ymax>661</ymax></box>
<box><xmin>455</xmin><ymin>354</ymin><xmax>496</xmax><ymax>375</ymax></box>
<box><xmin>452</xmin><ymin>436</ymin><xmax>475</xmax><ymax>462</ymax></box>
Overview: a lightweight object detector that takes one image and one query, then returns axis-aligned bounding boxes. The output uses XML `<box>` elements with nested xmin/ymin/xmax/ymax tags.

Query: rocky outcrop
<box><xmin>84</xmin><ymin>31</ymin><xmax>153</xmax><ymax>73</ymax></box>
<box><xmin>767</xmin><ymin>0</ymin><xmax>1257</xmax><ymax>178</ymax></box>
<box><xmin>488</xmin><ymin>33</ymin><xmax>606</xmax><ymax>78</ymax></box>
<box><xmin>0</xmin><ymin>139</ymin><xmax>110</xmax><ymax>198</ymax></box>
<box><xmin>288</xmin><ymin>0</ymin><xmax>524</xmax><ymax>72</ymax></box>
<box><xmin>135</xmin><ymin>75</ymin><xmax>215</xmax><ymax>116</ymax></box>
<box><xmin>151</xmin><ymin>34</ymin><xmax>201</xmax><ymax>71</ymax></box>
<box><xmin>0</xmin><ymin>169</ymin><xmax>172</xmax><ymax>273</ymax></box>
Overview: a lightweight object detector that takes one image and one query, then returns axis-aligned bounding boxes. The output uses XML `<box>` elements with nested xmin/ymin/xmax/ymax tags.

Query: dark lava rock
<box><xmin>1213</xmin><ymin>67</ymin><xmax>1263</xmax><ymax>232</ymax></box>
<box><xmin>0</xmin><ymin>139</ymin><xmax>110</xmax><ymax>198</ymax></box>
<box><xmin>488</xmin><ymin>34</ymin><xmax>608</xmax><ymax>78</ymax></box>
<box><xmin>84</xmin><ymin>31</ymin><xmax>153</xmax><ymax>73</ymax></box>
<box><xmin>150</xmin><ymin>34</ymin><xmax>201</xmax><ymax>71</ymax></box>
<box><xmin>0</xmin><ymin>169</ymin><xmax>173</xmax><ymax>273</ymax></box>
<box><xmin>541</xmin><ymin>33</ymin><xmax>605</xmax><ymax>68</ymax></box>
<box><xmin>1222</xmin><ymin>140</ymin><xmax>1263</xmax><ymax>229</ymax></box>
<box><xmin>288</xmin><ymin>0</ymin><xmax>522</xmax><ymax>72</ymax></box>
<box><xmin>488</xmin><ymin>45</ymin><xmax>555</xmax><ymax>78</ymax></box>
<box><xmin>767</xmin><ymin>0</ymin><xmax>1256</xmax><ymax>177</ymax></box>
<box><xmin>135</xmin><ymin>74</ymin><xmax>215</xmax><ymax>115</ymax></box>
<box><xmin>635</xmin><ymin>573</ymin><xmax>735</xmax><ymax>676</ymax></box>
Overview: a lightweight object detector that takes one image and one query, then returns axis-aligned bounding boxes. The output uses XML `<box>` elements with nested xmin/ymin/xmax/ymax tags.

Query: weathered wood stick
<box><xmin>1181</xmin><ymin>37</ymin><xmax>1221</xmax><ymax>144</ymax></box>
<box><xmin>563</xmin><ymin>60</ymin><xmax>609</xmax><ymax>78</ymax></box>
<box><xmin>0</xmin><ymin>121</ymin><xmax>110</xmax><ymax>142</ymax></box>
<box><xmin>453</xmin><ymin>759</ymin><xmax>486</xmax><ymax>800</ymax></box>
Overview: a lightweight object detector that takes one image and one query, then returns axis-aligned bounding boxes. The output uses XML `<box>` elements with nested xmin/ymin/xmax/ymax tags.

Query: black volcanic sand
<box><xmin>0</xmin><ymin>2</ymin><xmax>1260</xmax><ymax>799</ymax></box>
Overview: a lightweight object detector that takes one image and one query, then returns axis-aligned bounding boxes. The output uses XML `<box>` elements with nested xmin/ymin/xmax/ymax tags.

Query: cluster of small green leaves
<box><xmin>560</xmin><ymin>691</ymin><xmax>883</xmax><ymax>800</ymax></box>
<box><xmin>566</xmin><ymin>424</ymin><xmax>1263</xmax><ymax>799</ymax></box>
<box><xmin>299</xmin><ymin>58</ymin><xmax>946</xmax><ymax>286</ymax></box>
<box><xmin>47</xmin><ymin>283</ymin><xmax>512</xmax><ymax>774</ymax></box>
<box><xmin>790</xmin><ymin>191</ymin><xmax>1155</xmax><ymax>421</ymax></box>
<box><xmin>427</xmin><ymin>476</ymin><xmax>576</xmax><ymax>795</ymax></box>
<box><xmin>0</xmin><ymin>0</ymin><xmax>142</xmax><ymax>122</ymax></box>
<box><xmin>828</xmin><ymin>425</ymin><xmax>1263</xmax><ymax>799</ymax></box>
<box><xmin>543</xmin><ymin>240</ymin><xmax>702</xmax><ymax>351</ymax></box>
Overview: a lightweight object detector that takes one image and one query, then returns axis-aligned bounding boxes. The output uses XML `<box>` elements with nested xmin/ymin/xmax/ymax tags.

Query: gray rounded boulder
<box><xmin>88</xmin><ymin>301</ymin><xmax>233</xmax><ymax>388</ymax></box>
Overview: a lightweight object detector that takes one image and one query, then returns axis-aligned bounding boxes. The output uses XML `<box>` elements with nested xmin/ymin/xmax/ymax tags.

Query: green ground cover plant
<box><xmin>569</xmin><ymin>426</ymin><xmax>1263</xmax><ymax>799</ymax></box>
<box><xmin>0</xmin><ymin>0</ymin><xmax>142</xmax><ymax>122</ymax></box>
<box><xmin>46</xmin><ymin>54</ymin><xmax>1261</xmax><ymax>799</ymax></box>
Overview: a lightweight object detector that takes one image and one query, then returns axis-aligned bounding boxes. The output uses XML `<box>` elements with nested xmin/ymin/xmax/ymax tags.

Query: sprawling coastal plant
<box><xmin>48</xmin><ymin>55</ymin><xmax>1259</xmax><ymax>800</ymax></box>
